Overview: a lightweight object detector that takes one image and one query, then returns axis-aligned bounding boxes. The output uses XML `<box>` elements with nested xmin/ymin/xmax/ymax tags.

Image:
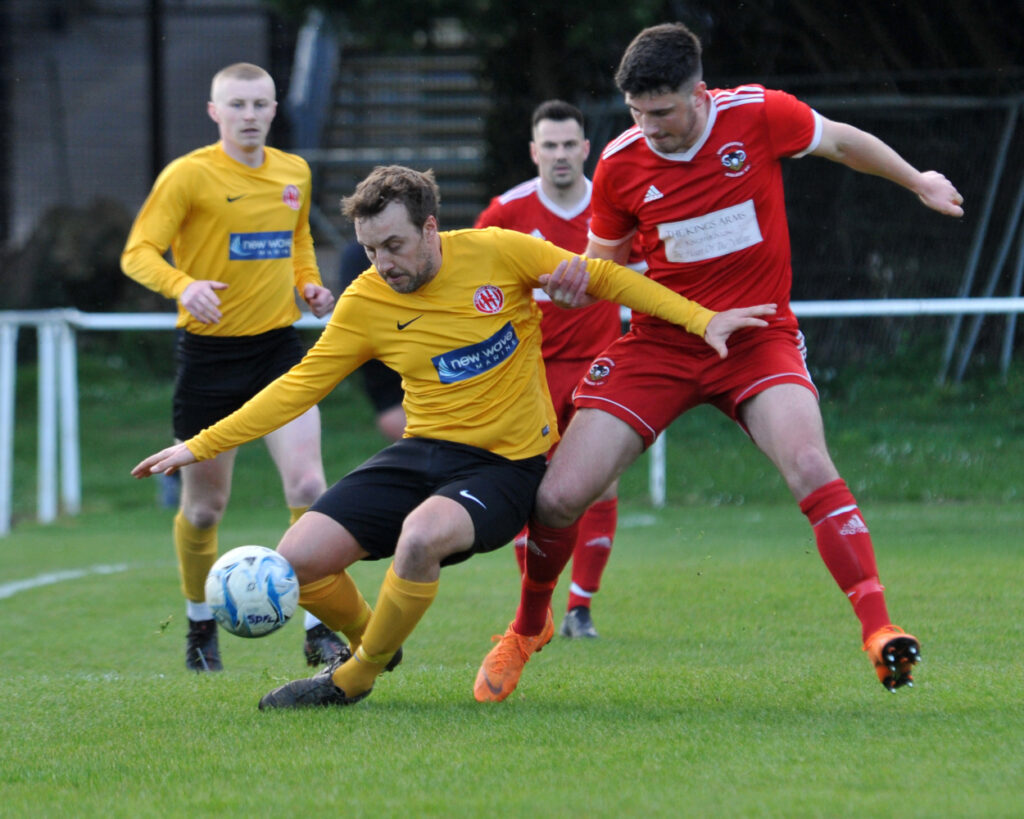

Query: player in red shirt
<box><xmin>475</xmin><ymin>22</ymin><xmax>965</xmax><ymax>701</ymax></box>
<box><xmin>474</xmin><ymin>100</ymin><xmax>637</xmax><ymax>642</ymax></box>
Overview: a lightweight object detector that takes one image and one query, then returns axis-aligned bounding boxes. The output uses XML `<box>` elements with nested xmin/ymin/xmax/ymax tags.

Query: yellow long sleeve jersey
<box><xmin>188</xmin><ymin>227</ymin><xmax>716</xmax><ymax>461</ymax></box>
<box><xmin>120</xmin><ymin>143</ymin><xmax>322</xmax><ymax>336</ymax></box>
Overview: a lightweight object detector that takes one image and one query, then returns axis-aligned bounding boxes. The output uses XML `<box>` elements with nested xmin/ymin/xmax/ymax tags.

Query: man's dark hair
<box><xmin>341</xmin><ymin>165</ymin><xmax>441</xmax><ymax>228</ymax></box>
<box><xmin>531</xmin><ymin>99</ymin><xmax>585</xmax><ymax>131</ymax></box>
<box><xmin>614</xmin><ymin>23</ymin><xmax>703</xmax><ymax>96</ymax></box>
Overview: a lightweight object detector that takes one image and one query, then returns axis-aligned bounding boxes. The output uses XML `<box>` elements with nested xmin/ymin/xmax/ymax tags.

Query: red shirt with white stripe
<box><xmin>590</xmin><ymin>85</ymin><xmax>822</xmax><ymax>344</ymax></box>
<box><xmin>475</xmin><ymin>177</ymin><xmax>623</xmax><ymax>361</ymax></box>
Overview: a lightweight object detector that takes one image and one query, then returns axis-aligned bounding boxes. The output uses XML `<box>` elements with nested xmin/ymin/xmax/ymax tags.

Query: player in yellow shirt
<box><xmin>121</xmin><ymin>63</ymin><xmax>342</xmax><ymax>673</ymax></box>
<box><xmin>131</xmin><ymin>165</ymin><xmax>775</xmax><ymax>709</ymax></box>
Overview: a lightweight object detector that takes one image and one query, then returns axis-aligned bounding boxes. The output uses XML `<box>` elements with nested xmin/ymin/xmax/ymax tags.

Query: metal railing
<box><xmin>3</xmin><ymin>298</ymin><xmax>1024</xmax><ymax>535</ymax></box>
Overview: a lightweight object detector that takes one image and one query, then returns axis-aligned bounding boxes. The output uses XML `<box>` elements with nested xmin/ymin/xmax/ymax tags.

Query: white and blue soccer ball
<box><xmin>204</xmin><ymin>545</ymin><xmax>299</xmax><ymax>638</ymax></box>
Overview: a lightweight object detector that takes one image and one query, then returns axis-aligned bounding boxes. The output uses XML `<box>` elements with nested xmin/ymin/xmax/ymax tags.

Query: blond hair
<box><xmin>210</xmin><ymin>63</ymin><xmax>275</xmax><ymax>102</ymax></box>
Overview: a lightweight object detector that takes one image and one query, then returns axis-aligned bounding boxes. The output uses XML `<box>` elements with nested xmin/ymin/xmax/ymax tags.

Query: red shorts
<box><xmin>572</xmin><ymin>324</ymin><xmax>818</xmax><ymax>448</ymax></box>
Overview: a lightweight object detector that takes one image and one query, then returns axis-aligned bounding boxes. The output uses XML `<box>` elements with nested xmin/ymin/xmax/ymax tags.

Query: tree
<box><xmin>266</xmin><ymin>0</ymin><xmax>1022</xmax><ymax>188</ymax></box>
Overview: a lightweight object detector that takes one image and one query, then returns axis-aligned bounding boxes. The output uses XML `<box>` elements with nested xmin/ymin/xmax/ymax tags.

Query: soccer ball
<box><xmin>204</xmin><ymin>545</ymin><xmax>299</xmax><ymax>638</ymax></box>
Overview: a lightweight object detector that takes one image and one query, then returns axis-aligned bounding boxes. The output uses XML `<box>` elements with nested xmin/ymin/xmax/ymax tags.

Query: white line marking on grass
<box><xmin>0</xmin><ymin>563</ymin><xmax>130</xmax><ymax>599</ymax></box>
<box><xmin>619</xmin><ymin>513</ymin><xmax>659</xmax><ymax>528</ymax></box>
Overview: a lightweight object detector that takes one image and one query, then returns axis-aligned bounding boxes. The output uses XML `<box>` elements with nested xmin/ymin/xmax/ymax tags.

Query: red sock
<box><xmin>567</xmin><ymin>497</ymin><xmax>617</xmax><ymax>610</ymax></box>
<box><xmin>800</xmin><ymin>478</ymin><xmax>890</xmax><ymax>642</ymax></box>
<box><xmin>512</xmin><ymin>525</ymin><xmax>528</xmax><ymax>577</ymax></box>
<box><xmin>513</xmin><ymin>517</ymin><xmax>580</xmax><ymax>636</ymax></box>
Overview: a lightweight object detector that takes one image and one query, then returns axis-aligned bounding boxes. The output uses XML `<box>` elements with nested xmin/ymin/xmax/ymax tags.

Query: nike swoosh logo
<box><xmin>396</xmin><ymin>315</ymin><xmax>423</xmax><ymax>330</ymax></box>
<box><xmin>459</xmin><ymin>489</ymin><xmax>487</xmax><ymax>509</ymax></box>
<box><xmin>483</xmin><ymin>675</ymin><xmax>503</xmax><ymax>695</ymax></box>
<box><xmin>226</xmin><ymin>195</ymin><xmax>246</xmax><ymax>202</ymax></box>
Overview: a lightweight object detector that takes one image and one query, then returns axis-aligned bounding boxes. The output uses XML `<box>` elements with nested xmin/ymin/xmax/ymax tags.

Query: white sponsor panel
<box><xmin>658</xmin><ymin>199</ymin><xmax>763</xmax><ymax>263</ymax></box>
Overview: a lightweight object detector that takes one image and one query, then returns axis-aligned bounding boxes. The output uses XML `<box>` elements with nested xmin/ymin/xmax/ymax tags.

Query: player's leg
<box><xmin>561</xmin><ymin>477</ymin><xmax>619</xmax><ymax>639</ymax></box>
<box><xmin>264</xmin><ymin>405</ymin><xmax>328</xmax><ymax>513</ymax></box>
<box><xmin>177</xmin><ymin>448</ymin><xmax>236</xmax><ymax>671</ymax></box>
<box><xmin>261</xmin><ymin>439</ymin><xmax>542</xmax><ymax>709</ymax></box>
<box><xmin>259</xmin><ymin>451</ymin><xmax>425</xmax><ymax>709</ymax></box>
<box><xmin>258</xmin><ymin>509</ymin><xmax>397</xmax><ymax>710</ymax></box>
<box><xmin>477</xmin><ymin>328</ymin><xmax>689</xmax><ymax>701</ymax></box>
<box><xmin>475</xmin><ymin>409</ymin><xmax>642</xmax><ymax>702</ymax></box>
<box><xmin>740</xmin><ymin>383</ymin><xmax>920</xmax><ymax>690</ymax></box>
<box><xmin>525</xmin><ymin>407</ymin><xmax>642</xmax><ymax>631</ymax></box>
<box><xmin>322</xmin><ymin>494</ymin><xmax>475</xmax><ymax>700</ymax></box>
<box><xmin>259</xmin><ymin>498</ymin><xmax>463</xmax><ymax>710</ymax></box>
<box><xmin>277</xmin><ymin>510</ymin><xmax>376</xmax><ymax>656</ymax></box>
<box><xmin>264</xmin><ymin>405</ymin><xmax>343</xmax><ymax>662</ymax></box>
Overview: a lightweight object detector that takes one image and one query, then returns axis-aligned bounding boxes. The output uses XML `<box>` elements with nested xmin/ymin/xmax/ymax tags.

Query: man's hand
<box><xmin>181</xmin><ymin>280</ymin><xmax>228</xmax><ymax>324</ymax></box>
<box><xmin>302</xmin><ymin>283</ymin><xmax>336</xmax><ymax>318</ymax></box>
<box><xmin>916</xmin><ymin>171</ymin><xmax>964</xmax><ymax>218</ymax></box>
<box><xmin>538</xmin><ymin>256</ymin><xmax>596</xmax><ymax>308</ymax></box>
<box><xmin>704</xmin><ymin>304</ymin><xmax>777</xmax><ymax>359</ymax></box>
<box><xmin>131</xmin><ymin>443</ymin><xmax>198</xmax><ymax>479</ymax></box>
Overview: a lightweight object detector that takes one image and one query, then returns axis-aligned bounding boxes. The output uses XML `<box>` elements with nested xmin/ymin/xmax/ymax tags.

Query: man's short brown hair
<box><xmin>341</xmin><ymin>165</ymin><xmax>441</xmax><ymax>229</ymax></box>
<box><xmin>615</xmin><ymin>23</ymin><xmax>703</xmax><ymax>96</ymax></box>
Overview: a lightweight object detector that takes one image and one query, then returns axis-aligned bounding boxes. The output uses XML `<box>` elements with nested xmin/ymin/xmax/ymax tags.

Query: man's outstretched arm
<box><xmin>811</xmin><ymin>118</ymin><xmax>965</xmax><ymax>218</ymax></box>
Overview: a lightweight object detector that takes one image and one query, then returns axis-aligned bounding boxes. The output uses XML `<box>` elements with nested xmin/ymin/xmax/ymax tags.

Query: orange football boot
<box><xmin>864</xmin><ymin>625</ymin><xmax>921</xmax><ymax>692</ymax></box>
<box><xmin>474</xmin><ymin>609</ymin><xmax>555</xmax><ymax>702</ymax></box>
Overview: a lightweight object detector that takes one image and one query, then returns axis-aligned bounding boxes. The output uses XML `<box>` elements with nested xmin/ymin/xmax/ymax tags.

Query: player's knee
<box><xmin>795</xmin><ymin>444</ymin><xmax>835</xmax><ymax>478</ymax></box>
<box><xmin>182</xmin><ymin>502</ymin><xmax>224</xmax><ymax>530</ymax></box>
<box><xmin>277</xmin><ymin>540</ymin><xmax>320</xmax><ymax>584</ymax></box>
<box><xmin>286</xmin><ymin>470</ymin><xmax>327</xmax><ymax>506</ymax></box>
<box><xmin>395</xmin><ymin>520</ymin><xmax>465</xmax><ymax>572</ymax></box>
<box><xmin>786</xmin><ymin>444</ymin><xmax>838</xmax><ymax>494</ymax></box>
<box><xmin>393</xmin><ymin>537</ymin><xmax>442</xmax><ymax>576</ymax></box>
<box><xmin>535</xmin><ymin>484</ymin><xmax>588</xmax><ymax>529</ymax></box>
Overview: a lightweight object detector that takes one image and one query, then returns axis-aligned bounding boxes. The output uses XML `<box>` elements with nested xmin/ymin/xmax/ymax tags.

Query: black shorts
<box><xmin>360</xmin><ymin>359</ymin><xmax>404</xmax><ymax>413</ymax></box>
<box><xmin>173</xmin><ymin>327</ymin><xmax>306</xmax><ymax>440</ymax></box>
<box><xmin>310</xmin><ymin>438</ymin><xmax>546</xmax><ymax>566</ymax></box>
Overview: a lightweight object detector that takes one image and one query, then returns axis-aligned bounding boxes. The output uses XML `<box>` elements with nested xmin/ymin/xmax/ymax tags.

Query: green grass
<box><xmin>1</xmin><ymin>503</ymin><xmax>1022</xmax><ymax>817</ymax></box>
<box><xmin>2</xmin><ymin>352</ymin><xmax>1023</xmax><ymax>816</ymax></box>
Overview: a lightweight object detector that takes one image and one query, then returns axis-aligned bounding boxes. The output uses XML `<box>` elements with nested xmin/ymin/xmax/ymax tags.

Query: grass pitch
<box><xmin>2</xmin><ymin>353</ymin><xmax>1022</xmax><ymax>815</ymax></box>
<box><xmin>1</xmin><ymin>501</ymin><xmax>1021</xmax><ymax>817</ymax></box>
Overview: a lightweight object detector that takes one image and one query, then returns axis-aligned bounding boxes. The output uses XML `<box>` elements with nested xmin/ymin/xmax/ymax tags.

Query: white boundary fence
<box><xmin>0</xmin><ymin>309</ymin><xmax>328</xmax><ymax>537</ymax></box>
<box><xmin>3</xmin><ymin>298</ymin><xmax>1024</xmax><ymax>535</ymax></box>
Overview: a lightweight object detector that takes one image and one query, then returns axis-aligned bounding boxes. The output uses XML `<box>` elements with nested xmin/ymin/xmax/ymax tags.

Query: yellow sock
<box><xmin>288</xmin><ymin>505</ymin><xmax>309</xmax><ymax>526</ymax></box>
<box><xmin>299</xmin><ymin>572</ymin><xmax>372</xmax><ymax>650</ymax></box>
<box><xmin>173</xmin><ymin>511</ymin><xmax>218</xmax><ymax>602</ymax></box>
<box><xmin>332</xmin><ymin>564</ymin><xmax>438</xmax><ymax>696</ymax></box>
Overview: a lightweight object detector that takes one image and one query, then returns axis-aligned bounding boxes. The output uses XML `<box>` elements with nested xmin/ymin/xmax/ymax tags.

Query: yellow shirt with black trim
<box><xmin>187</xmin><ymin>227</ymin><xmax>716</xmax><ymax>461</ymax></box>
<box><xmin>120</xmin><ymin>143</ymin><xmax>322</xmax><ymax>336</ymax></box>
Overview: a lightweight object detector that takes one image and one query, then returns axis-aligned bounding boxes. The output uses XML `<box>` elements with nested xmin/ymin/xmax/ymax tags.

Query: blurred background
<box><xmin>2</xmin><ymin>0</ymin><xmax>1023</xmax><ymax>374</ymax></box>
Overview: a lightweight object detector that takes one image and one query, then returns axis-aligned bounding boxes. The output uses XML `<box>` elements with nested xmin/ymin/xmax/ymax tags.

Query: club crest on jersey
<box><xmin>473</xmin><ymin>285</ymin><xmax>505</xmax><ymax>314</ymax></box>
<box><xmin>584</xmin><ymin>357</ymin><xmax>614</xmax><ymax>386</ymax></box>
<box><xmin>282</xmin><ymin>184</ymin><xmax>301</xmax><ymax>210</ymax></box>
<box><xmin>718</xmin><ymin>141</ymin><xmax>750</xmax><ymax>177</ymax></box>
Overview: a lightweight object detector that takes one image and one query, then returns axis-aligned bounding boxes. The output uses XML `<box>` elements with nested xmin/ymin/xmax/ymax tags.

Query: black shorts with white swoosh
<box><xmin>310</xmin><ymin>437</ymin><xmax>545</xmax><ymax>564</ymax></box>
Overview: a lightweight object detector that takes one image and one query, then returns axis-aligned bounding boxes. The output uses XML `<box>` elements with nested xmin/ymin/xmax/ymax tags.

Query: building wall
<box><xmin>8</xmin><ymin>0</ymin><xmax>273</xmax><ymax>244</ymax></box>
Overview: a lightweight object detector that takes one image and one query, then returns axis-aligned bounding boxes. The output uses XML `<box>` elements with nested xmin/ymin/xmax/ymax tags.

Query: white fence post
<box><xmin>0</xmin><ymin>322</ymin><xmax>18</xmax><ymax>536</ymax></box>
<box><xmin>36</xmin><ymin>319</ymin><xmax>59</xmax><ymax>524</ymax></box>
<box><xmin>59</xmin><ymin>320</ymin><xmax>81</xmax><ymax>515</ymax></box>
<box><xmin>648</xmin><ymin>432</ymin><xmax>666</xmax><ymax>509</ymax></box>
